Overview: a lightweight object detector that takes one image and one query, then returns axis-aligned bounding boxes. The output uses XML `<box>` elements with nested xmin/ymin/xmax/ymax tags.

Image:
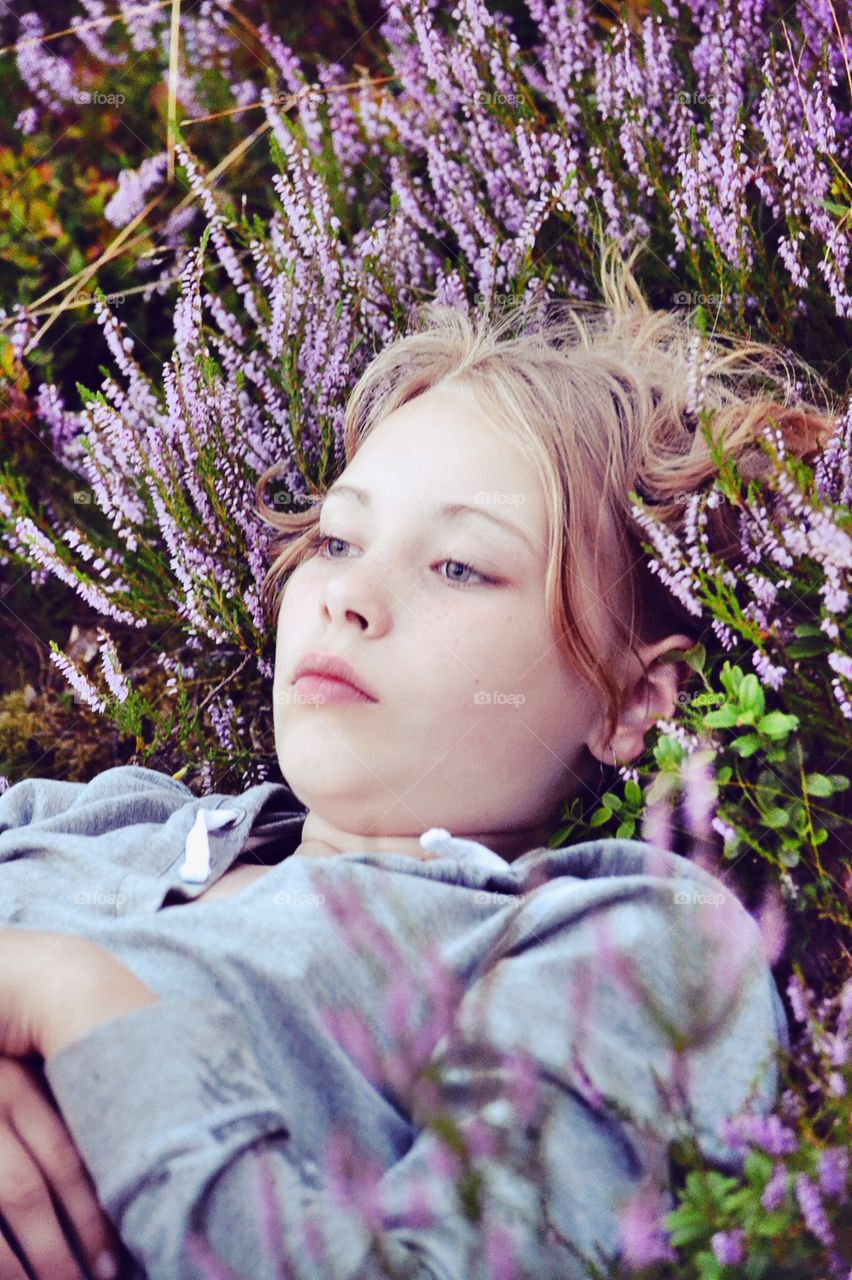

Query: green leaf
<box><xmin>615</xmin><ymin>820</ymin><xmax>635</xmax><ymax>838</ymax></box>
<box><xmin>761</xmin><ymin>806</ymin><xmax>789</xmax><ymax>828</ymax></box>
<box><xmin>786</xmin><ymin>638</ymin><xmax>828</xmax><ymax>658</ymax></box>
<box><xmin>667</xmin><ymin>1220</ymin><xmax>711</xmax><ymax>1248</ymax></box>
<box><xmin>793</xmin><ymin>622</ymin><xmax>824</xmax><ymax>636</ymax></box>
<box><xmin>815</xmin><ymin>198</ymin><xmax>851</xmax><ymax>216</ymax></box>
<box><xmin>695</xmin><ymin>1250</ymin><xmax>725</xmax><ymax>1280</ymax></box>
<box><xmin>804</xmin><ymin>773</ymin><xmax>834</xmax><ymax>797</ymax></box>
<box><xmin>758</xmin><ymin>711</ymin><xmax>799</xmax><ymax>738</ymax></box>
<box><xmin>738</xmin><ymin>674</ymin><xmax>765</xmax><ymax>717</ymax></box>
<box><xmin>600</xmin><ymin>791</ymin><xmax>622</xmax><ymax>812</ymax></box>
<box><xmin>704</xmin><ymin>706</ymin><xmax>739</xmax><ymax>728</ymax></box>
<box><xmin>720</xmin><ymin>662</ymin><xmax>744</xmax><ymax>697</ymax></box>
<box><xmin>75</xmin><ymin>381</ymin><xmax>100</xmax><ymax>406</ymax></box>
<box><xmin>829</xmin><ymin>774</ymin><xmax>850</xmax><ymax>791</ymax></box>
<box><xmin>589</xmin><ymin>807</ymin><xmax>611</xmax><ymax>827</ymax></box>
<box><xmin>731</xmin><ymin>732</ymin><xmax>762</xmax><ymax>757</ymax></box>
<box><xmin>624</xmin><ymin>779</ymin><xmax>642</xmax><ymax>806</ymax></box>
<box><xmin>744</xmin><ymin>1150</ymin><xmax>773</xmax><ymax>1183</ymax></box>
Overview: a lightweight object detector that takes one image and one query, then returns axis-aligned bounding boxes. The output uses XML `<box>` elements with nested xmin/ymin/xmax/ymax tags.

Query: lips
<box><xmin>291</xmin><ymin>650</ymin><xmax>378</xmax><ymax>701</ymax></box>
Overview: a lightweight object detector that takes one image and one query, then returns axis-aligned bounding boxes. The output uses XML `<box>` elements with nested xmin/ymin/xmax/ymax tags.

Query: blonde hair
<box><xmin>255</xmin><ymin>243</ymin><xmax>840</xmax><ymax>753</ymax></box>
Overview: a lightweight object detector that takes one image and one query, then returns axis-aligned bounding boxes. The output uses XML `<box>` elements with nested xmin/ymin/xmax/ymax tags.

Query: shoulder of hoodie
<box><xmin>488</xmin><ymin>835</ymin><xmax>763</xmax><ymax>958</ymax></box>
<box><xmin>0</xmin><ymin>763</ymin><xmax>302</xmax><ymax>833</ymax></box>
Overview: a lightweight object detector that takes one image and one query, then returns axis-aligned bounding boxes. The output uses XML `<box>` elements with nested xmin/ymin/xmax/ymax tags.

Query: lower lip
<box><xmin>292</xmin><ymin>674</ymin><xmax>377</xmax><ymax>705</ymax></box>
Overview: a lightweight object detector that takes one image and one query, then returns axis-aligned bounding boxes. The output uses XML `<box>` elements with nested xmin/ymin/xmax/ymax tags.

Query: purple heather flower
<box><xmin>795</xmin><ymin>1173</ymin><xmax>835</xmax><ymax>1248</ymax></box>
<box><xmin>711</xmin><ymin>1228</ymin><xmax>747</xmax><ymax>1265</ymax></box>
<box><xmin>97</xmin><ymin>628</ymin><xmax>130</xmax><ymax>703</ymax></box>
<box><xmin>484</xmin><ymin>1222</ymin><xmax>520</xmax><ymax>1280</ymax></box>
<box><xmin>712</xmin><ymin>815</ymin><xmax>738</xmax><ymax>847</ymax></box>
<box><xmin>787</xmin><ymin>973</ymin><xmax>812</xmax><ymax>1024</ymax></box>
<box><xmin>617</xmin><ymin>1179</ymin><xmax>677</xmax><ymax>1268</ymax></box>
<box><xmin>118</xmin><ymin>0</ymin><xmax>161</xmax><ymax>52</ymax></box>
<box><xmin>681</xmin><ymin>747</ymin><xmax>718</xmax><ymax>838</ymax></box>
<box><xmin>15</xmin><ymin>12</ymin><xmax>78</xmax><ymax>110</ymax></box>
<box><xmin>818</xmin><ymin>1147</ymin><xmax>850</xmax><ymax>1201</ymax></box>
<box><xmin>49</xmin><ymin>646</ymin><xmax>107</xmax><ymax>714</ymax></box>
<box><xmin>71</xmin><ymin>0</ymin><xmax>124</xmax><ymax>64</ymax></box>
<box><xmin>14</xmin><ymin>106</ymin><xmax>38</xmax><ymax>134</ymax></box>
<box><xmin>721</xmin><ymin>1110</ymin><xmax>799</xmax><ymax>1156</ymax></box>
<box><xmin>104</xmin><ymin>152</ymin><xmax>168</xmax><ymax>228</ymax></box>
<box><xmin>762</xmin><ymin>1163</ymin><xmax>789</xmax><ymax>1211</ymax></box>
<box><xmin>754</xmin><ymin>883</ymin><xmax>788</xmax><ymax>967</ymax></box>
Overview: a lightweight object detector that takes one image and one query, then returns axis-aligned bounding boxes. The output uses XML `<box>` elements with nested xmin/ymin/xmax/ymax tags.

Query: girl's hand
<box><xmin>0</xmin><ymin>928</ymin><xmax>158</xmax><ymax>1061</ymax></box>
<box><xmin>0</xmin><ymin>1055</ymin><xmax>122</xmax><ymax>1280</ymax></box>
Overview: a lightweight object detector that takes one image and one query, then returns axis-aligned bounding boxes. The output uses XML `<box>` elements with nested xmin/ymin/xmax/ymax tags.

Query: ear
<box><xmin>585</xmin><ymin>634</ymin><xmax>696</xmax><ymax>766</ymax></box>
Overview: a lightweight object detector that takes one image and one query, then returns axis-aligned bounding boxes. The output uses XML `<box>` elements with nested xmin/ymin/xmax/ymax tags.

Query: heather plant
<box><xmin>176</xmin><ymin>851</ymin><xmax>851</xmax><ymax>1280</ymax></box>
<box><xmin>2</xmin><ymin>0</ymin><xmax>850</xmax><ymax>789</ymax></box>
<box><xmin>554</xmin><ymin>411</ymin><xmax>852</xmax><ymax>979</ymax></box>
<box><xmin>0</xmin><ymin>0</ymin><xmax>850</xmax><ymax>1275</ymax></box>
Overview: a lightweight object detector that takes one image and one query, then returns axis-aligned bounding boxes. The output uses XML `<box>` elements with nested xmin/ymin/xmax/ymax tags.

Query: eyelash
<box><xmin>305</xmin><ymin>532</ymin><xmax>498</xmax><ymax>588</ymax></box>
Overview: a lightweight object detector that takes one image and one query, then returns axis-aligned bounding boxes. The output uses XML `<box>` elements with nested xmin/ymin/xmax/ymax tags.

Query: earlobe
<box><xmin>588</xmin><ymin>633</ymin><xmax>696</xmax><ymax>766</ymax></box>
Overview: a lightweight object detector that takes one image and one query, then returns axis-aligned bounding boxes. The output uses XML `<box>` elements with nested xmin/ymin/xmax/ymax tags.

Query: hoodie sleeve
<box><xmin>0</xmin><ymin>765</ymin><xmax>192</xmax><ymax>839</ymax></box>
<box><xmin>0</xmin><ymin>775</ymin><xmax>89</xmax><ymax>833</ymax></box>
<box><xmin>42</xmin><ymin>877</ymin><xmax>788</xmax><ymax>1280</ymax></box>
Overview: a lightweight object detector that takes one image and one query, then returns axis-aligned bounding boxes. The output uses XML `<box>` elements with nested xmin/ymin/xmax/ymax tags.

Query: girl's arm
<box><xmin>0</xmin><ymin>930</ymin><xmax>157</xmax><ymax>1280</ymax></box>
<box><xmin>19</xmin><ymin>884</ymin><xmax>786</xmax><ymax>1280</ymax></box>
<box><xmin>0</xmin><ymin>1056</ymin><xmax>123</xmax><ymax>1280</ymax></box>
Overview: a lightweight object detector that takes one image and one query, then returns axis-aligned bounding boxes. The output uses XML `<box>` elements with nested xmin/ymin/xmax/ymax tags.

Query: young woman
<box><xmin>0</xmin><ymin>249</ymin><xmax>837</xmax><ymax>1280</ymax></box>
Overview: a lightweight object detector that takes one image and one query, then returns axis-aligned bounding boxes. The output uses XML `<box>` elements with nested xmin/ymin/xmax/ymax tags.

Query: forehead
<box><xmin>349</xmin><ymin>383</ymin><xmax>542</xmax><ymax>499</ymax></box>
<box><xmin>334</xmin><ymin>384</ymin><xmax>551</xmax><ymax>556</ymax></box>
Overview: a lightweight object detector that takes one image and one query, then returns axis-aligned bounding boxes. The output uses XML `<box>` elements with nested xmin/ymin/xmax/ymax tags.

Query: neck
<box><xmin>292</xmin><ymin>808</ymin><xmax>559</xmax><ymax>864</ymax></box>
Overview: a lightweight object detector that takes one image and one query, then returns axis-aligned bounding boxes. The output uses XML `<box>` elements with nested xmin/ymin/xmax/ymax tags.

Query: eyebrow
<box><xmin>321</xmin><ymin>483</ymin><xmax>536</xmax><ymax>553</ymax></box>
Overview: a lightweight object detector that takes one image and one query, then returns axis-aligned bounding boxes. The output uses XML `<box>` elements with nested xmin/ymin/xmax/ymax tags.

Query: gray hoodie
<box><xmin>0</xmin><ymin>764</ymin><xmax>788</xmax><ymax>1280</ymax></box>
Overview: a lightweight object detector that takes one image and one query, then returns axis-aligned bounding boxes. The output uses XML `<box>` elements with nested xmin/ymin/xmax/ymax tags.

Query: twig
<box><xmin>0</xmin><ymin>1</ymin><xmax>172</xmax><ymax>56</ymax></box>
<box><xmin>23</xmin><ymin>191</ymin><xmax>166</xmax><ymax>355</ymax></box>
<box><xmin>166</xmin><ymin>0</ymin><xmax>181</xmax><ymax>183</ymax></box>
<box><xmin>196</xmin><ymin>652</ymin><xmax>253</xmax><ymax>716</ymax></box>
<box><xmin>181</xmin><ymin>74</ymin><xmax>396</xmax><ymax>126</ymax></box>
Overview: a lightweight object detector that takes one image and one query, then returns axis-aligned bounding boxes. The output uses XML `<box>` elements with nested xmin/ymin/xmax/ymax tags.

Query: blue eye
<box><xmin>306</xmin><ymin>532</ymin><xmax>497</xmax><ymax>588</ymax></box>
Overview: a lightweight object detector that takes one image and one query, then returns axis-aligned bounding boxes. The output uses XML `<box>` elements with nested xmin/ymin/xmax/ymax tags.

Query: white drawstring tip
<box><xmin>419</xmin><ymin>827</ymin><xmax>507</xmax><ymax>868</ymax></box>
<box><xmin>178</xmin><ymin>808</ymin><xmax>242</xmax><ymax>884</ymax></box>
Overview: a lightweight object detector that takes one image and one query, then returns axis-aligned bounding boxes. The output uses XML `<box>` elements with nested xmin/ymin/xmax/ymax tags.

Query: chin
<box><xmin>278</xmin><ymin>749</ymin><xmax>371</xmax><ymax>812</ymax></box>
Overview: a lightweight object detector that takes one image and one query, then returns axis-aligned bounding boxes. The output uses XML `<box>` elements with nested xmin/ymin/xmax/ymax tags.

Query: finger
<box><xmin>9</xmin><ymin>1078</ymin><xmax>121</xmax><ymax>1274</ymax></box>
<box><xmin>0</xmin><ymin>1227</ymin><xmax>28</xmax><ymax>1280</ymax></box>
<box><xmin>0</xmin><ymin>1126</ymin><xmax>84</xmax><ymax>1280</ymax></box>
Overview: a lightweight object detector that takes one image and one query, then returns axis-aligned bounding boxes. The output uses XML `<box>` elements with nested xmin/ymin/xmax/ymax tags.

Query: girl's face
<box><xmin>272</xmin><ymin>380</ymin><xmax>606</xmax><ymax>859</ymax></box>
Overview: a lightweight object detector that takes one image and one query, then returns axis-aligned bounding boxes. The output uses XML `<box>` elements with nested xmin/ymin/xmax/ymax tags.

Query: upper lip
<box><xmin>292</xmin><ymin>650</ymin><xmax>378</xmax><ymax>700</ymax></box>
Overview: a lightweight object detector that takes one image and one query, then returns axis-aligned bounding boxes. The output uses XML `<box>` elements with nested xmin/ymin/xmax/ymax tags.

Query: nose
<box><xmin>320</xmin><ymin>561</ymin><xmax>392</xmax><ymax>637</ymax></box>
